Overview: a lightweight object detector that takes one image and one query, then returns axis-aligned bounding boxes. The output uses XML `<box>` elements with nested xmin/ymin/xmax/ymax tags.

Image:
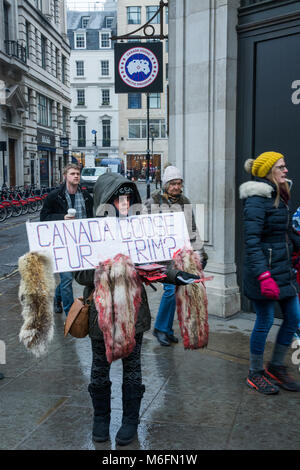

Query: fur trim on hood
<box><xmin>18</xmin><ymin>252</ymin><xmax>55</xmax><ymax>357</ymax></box>
<box><xmin>94</xmin><ymin>254</ymin><xmax>142</xmax><ymax>363</ymax></box>
<box><xmin>239</xmin><ymin>181</ymin><xmax>273</xmax><ymax>200</ymax></box>
<box><xmin>173</xmin><ymin>247</ymin><xmax>209</xmax><ymax>349</ymax></box>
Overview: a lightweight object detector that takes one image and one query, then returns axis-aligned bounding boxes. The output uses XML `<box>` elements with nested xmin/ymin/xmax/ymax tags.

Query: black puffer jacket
<box><xmin>240</xmin><ymin>177</ymin><xmax>300</xmax><ymax>300</ymax></box>
<box><xmin>75</xmin><ymin>172</ymin><xmax>180</xmax><ymax>340</ymax></box>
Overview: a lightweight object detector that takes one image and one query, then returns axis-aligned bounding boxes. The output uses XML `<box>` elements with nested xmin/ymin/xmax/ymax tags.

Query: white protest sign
<box><xmin>26</xmin><ymin>212</ymin><xmax>191</xmax><ymax>273</ymax></box>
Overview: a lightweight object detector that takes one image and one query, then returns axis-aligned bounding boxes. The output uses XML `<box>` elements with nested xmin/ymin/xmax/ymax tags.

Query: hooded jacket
<box><xmin>240</xmin><ymin>177</ymin><xmax>300</xmax><ymax>300</ymax></box>
<box><xmin>75</xmin><ymin>172</ymin><xmax>180</xmax><ymax>340</ymax></box>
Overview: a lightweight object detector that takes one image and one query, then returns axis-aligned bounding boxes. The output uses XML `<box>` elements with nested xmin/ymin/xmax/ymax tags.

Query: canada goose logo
<box><xmin>118</xmin><ymin>47</ymin><xmax>159</xmax><ymax>89</ymax></box>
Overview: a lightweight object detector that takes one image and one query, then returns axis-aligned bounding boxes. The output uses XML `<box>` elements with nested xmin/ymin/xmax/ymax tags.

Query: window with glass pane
<box><xmin>81</xmin><ymin>16</ymin><xmax>90</xmax><ymax>28</ymax></box>
<box><xmin>62</xmin><ymin>107</ymin><xmax>67</xmax><ymax>133</ymax></box>
<box><xmin>41</xmin><ymin>35</ymin><xmax>46</xmax><ymax>69</ymax></box>
<box><xmin>146</xmin><ymin>6</ymin><xmax>160</xmax><ymax>24</ymax></box>
<box><xmin>149</xmin><ymin>93</ymin><xmax>160</xmax><ymax>109</ymax></box>
<box><xmin>129</xmin><ymin>120</ymin><xmax>141</xmax><ymax>138</ymax></box>
<box><xmin>77</xmin><ymin>89</ymin><xmax>85</xmax><ymax>105</ymax></box>
<box><xmin>127</xmin><ymin>7</ymin><xmax>141</xmax><ymax>24</ymax></box>
<box><xmin>105</xmin><ymin>17</ymin><xmax>114</xmax><ymax>28</ymax></box>
<box><xmin>38</xmin><ymin>94</ymin><xmax>47</xmax><ymax>125</ymax></box>
<box><xmin>165</xmin><ymin>6</ymin><xmax>168</xmax><ymax>24</ymax></box>
<box><xmin>128</xmin><ymin>93</ymin><xmax>141</xmax><ymax>109</ymax></box>
<box><xmin>102</xmin><ymin>89</ymin><xmax>110</xmax><ymax>105</ymax></box>
<box><xmin>62</xmin><ymin>55</ymin><xmax>66</xmax><ymax>84</ymax></box>
<box><xmin>102</xmin><ymin>120</ymin><xmax>111</xmax><ymax>147</ymax></box>
<box><xmin>75</xmin><ymin>33</ymin><xmax>86</xmax><ymax>48</ymax></box>
<box><xmin>101</xmin><ymin>60</ymin><xmax>109</xmax><ymax>76</ymax></box>
<box><xmin>100</xmin><ymin>32</ymin><xmax>110</xmax><ymax>48</ymax></box>
<box><xmin>77</xmin><ymin>120</ymin><xmax>86</xmax><ymax>147</ymax></box>
<box><xmin>76</xmin><ymin>61</ymin><xmax>84</xmax><ymax>76</ymax></box>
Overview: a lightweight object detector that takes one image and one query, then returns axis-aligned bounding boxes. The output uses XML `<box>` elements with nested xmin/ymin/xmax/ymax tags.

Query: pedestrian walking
<box><xmin>74</xmin><ymin>172</ymin><xmax>201</xmax><ymax>446</ymax></box>
<box><xmin>40</xmin><ymin>163</ymin><xmax>93</xmax><ymax>316</ymax></box>
<box><xmin>155</xmin><ymin>168</ymin><xmax>161</xmax><ymax>189</ymax></box>
<box><xmin>144</xmin><ymin>165</ymin><xmax>208</xmax><ymax>347</ymax></box>
<box><xmin>240</xmin><ymin>151</ymin><xmax>300</xmax><ymax>394</ymax></box>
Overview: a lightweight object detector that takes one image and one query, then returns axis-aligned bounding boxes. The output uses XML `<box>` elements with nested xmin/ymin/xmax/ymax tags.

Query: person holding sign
<box><xmin>40</xmin><ymin>164</ymin><xmax>93</xmax><ymax>316</ymax></box>
<box><xmin>75</xmin><ymin>172</ymin><xmax>201</xmax><ymax>446</ymax></box>
<box><xmin>144</xmin><ymin>165</ymin><xmax>208</xmax><ymax>347</ymax></box>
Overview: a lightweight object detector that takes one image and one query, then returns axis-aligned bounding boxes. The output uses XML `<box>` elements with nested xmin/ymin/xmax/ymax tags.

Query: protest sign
<box><xmin>26</xmin><ymin>212</ymin><xmax>191</xmax><ymax>273</ymax></box>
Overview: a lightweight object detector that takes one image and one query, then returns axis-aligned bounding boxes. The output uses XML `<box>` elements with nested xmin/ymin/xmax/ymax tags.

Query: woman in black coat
<box><xmin>240</xmin><ymin>151</ymin><xmax>300</xmax><ymax>394</ymax></box>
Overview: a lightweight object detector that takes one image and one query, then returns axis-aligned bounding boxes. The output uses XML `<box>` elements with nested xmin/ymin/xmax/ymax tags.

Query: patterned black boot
<box><xmin>88</xmin><ymin>382</ymin><xmax>111</xmax><ymax>442</ymax></box>
<box><xmin>115</xmin><ymin>384</ymin><xmax>145</xmax><ymax>446</ymax></box>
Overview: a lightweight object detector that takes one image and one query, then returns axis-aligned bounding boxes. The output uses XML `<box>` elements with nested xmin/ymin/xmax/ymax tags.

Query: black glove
<box><xmin>175</xmin><ymin>271</ymin><xmax>201</xmax><ymax>285</ymax></box>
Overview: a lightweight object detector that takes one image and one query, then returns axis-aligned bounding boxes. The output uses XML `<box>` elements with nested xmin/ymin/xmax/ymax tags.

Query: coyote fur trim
<box><xmin>18</xmin><ymin>251</ymin><xmax>55</xmax><ymax>357</ymax></box>
<box><xmin>173</xmin><ymin>248</ymin><xmax>209</xmax><ymax>349</ymax></box>
<box><xmin>94</xmin><ymin>254</ymin><xmax>142</xmax><ymax>363</ymax></box>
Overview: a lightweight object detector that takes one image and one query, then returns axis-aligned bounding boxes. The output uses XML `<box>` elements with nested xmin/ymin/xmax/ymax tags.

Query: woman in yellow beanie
<box><xmin>240</xmin><ymin>151</ymin><xmax>300</xmax><ymax>394</ymax></box>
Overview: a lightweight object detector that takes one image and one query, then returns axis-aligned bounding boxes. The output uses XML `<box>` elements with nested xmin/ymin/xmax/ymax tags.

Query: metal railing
<box><xmin>4</xmin><ymin>40</ymin><xmax>27</xmax><ymax>64</ymax></box>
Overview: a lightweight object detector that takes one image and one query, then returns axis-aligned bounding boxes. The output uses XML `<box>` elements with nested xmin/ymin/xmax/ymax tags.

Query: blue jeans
<box><xmin>154</xmin><ymin>283</ymin><xmax>176</xmax><ymax>336</ymax></box>
<box><xmin>251</xmin><ymin>296</ymin><xmax>300</xmax><ymax>355</ymax></box>
<box><xmin>55</xmin><ymin>271</ymin><xmax>74</xmax><ymax>316</ymax></box>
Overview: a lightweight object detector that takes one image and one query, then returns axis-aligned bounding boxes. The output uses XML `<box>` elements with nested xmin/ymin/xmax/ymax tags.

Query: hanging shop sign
<box><xmin>114</xmin><ymin>42</ymin><xmax>163</xmax><ymax>94</ymax></box>
<box><xmin>37</xmin><ymin>129</ymin><xmax>55</xmax><ymax>150</ymax></box>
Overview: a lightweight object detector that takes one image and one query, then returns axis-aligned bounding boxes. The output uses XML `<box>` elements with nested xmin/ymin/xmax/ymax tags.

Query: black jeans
<box><xmin>90</xmin><ymin>333</ymin><xmax>143</xmax><ymax>388</ymax></box>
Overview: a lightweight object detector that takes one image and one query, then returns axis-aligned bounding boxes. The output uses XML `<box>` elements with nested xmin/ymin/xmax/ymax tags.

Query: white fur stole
<box><xmin>18</xmin><ymin>252</ymin><xmax>55</xmax><ymax>357</ymax></box>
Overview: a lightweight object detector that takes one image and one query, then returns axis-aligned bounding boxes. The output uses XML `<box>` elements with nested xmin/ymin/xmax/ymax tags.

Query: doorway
<box><xmin>8</xmin><ymin>138</ymin><xmax>16</xmax><ymax>187</ymax></box>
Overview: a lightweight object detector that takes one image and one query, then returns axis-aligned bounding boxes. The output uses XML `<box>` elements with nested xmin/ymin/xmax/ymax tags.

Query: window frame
<box><xmin>99</xmin><ymin>32</ymin><xmax>111</xmax><ymax>49</ymax></box>
<box><xmin>76</xmin><ymin>60</ymin><xmax>84</xmax><ymax>77</ymax></box>
<box><xmin>77</xmin><ymin>120</ymin><xmax>86</xmax><ymax>147</ymax></box>
<box><xmin>127</xmin><ymin>6</ymin><xmax>141</xmax><ymax>25</ymax></box>
<box><xmin>77</xmin><ymin>89</ymin><xmax>85</xmax><ymax>106</ymax></box>
<box><xmin>74</xmin><ymin>32</ymin><xmax>86</xmax><ymax>49</ymax></box>
<box><xmin>101</xmin><ymin>89</ymin><xmax>110</xmax><ymax>106</ymax></box>
<box><xmin>128</xmin><ymin>93</ymin><xmax>141</xmax><ymax>109</ymax></box>
<box><xmin>146</xmin><ymin>6</ymin><xmax>160</xmax><ymax>24</ymax></box>
<box><xmin>101</xmin><ymin>60</ymin><xmax>109</xmax><ymax>76</ymax></box>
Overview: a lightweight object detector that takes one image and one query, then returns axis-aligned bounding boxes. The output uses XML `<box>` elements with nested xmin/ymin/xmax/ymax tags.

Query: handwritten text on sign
<box><xmin>26</xmin><ymin>212</ymin><xmax>191</xmax><ymax>273</ymax></box>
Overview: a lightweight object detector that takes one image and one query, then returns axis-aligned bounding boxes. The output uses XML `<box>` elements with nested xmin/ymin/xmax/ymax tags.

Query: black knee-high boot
<box><xmin>115</xmin><ymin>383</ymin><xmax>145</xmax><ymax>446</ymax></box>
<box><xmin>88</xmin><ymin>382</ymin><xmax>111</xmax><ymax>442</ymax></box>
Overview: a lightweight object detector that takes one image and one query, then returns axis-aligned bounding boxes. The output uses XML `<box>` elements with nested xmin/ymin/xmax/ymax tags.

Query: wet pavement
<box><xmin>0</xmin><ymin>271</ymin><xmax>300</xmax><ymax>452</ymax></box>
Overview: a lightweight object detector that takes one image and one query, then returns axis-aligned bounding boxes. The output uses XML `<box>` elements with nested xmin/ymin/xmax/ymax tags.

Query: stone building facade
<box><xmin>0</xmin><ymin>0</ymin><xmax>71</xmax><ymax>188</ymax></box>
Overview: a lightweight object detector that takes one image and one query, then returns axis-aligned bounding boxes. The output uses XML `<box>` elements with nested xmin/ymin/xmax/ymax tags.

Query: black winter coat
<box><xmin>240</xmin><ymin>177</ymin><xmax>300</xmax><ymax>300</ymax></box>
<box><xmin>40</xmin><ymin>183</ymin><xmax>93</xmax><ymax>221</ymax></box>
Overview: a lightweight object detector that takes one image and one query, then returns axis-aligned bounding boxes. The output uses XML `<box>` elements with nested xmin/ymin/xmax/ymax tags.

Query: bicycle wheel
<box><xmin>0</xmin><ymin>206</ymin><xmax>7</xmax><ymax>222</ymax></box>
<box><xmin>28</xmin><ymin>201</ymin><xmax>38</xmax><ymax>213</ymax></box>
<box><xmin>21</xmin><ymin>203</ymin><xmax>29</xmax><ymax>215</ymax></box>
<box><xmin>12</xmin><ymin>205</ymin><xmax>22</xmax><ymax>217</ymax></box>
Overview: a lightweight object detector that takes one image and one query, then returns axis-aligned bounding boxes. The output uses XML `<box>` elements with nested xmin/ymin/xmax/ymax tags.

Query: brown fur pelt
<box><xmin>173</xmin><ymin>247</ymin><xmax>209</xmax><ymax>349</ymax></box>
<box><xmin>94</xmin><ymin>254</ymin><xmax>142</xmax><ymax>363</ymax></box>
<box><xmin>18</xmin><ymin>251</ymin><xmax>55</xmax><ymax>357</ymax></box>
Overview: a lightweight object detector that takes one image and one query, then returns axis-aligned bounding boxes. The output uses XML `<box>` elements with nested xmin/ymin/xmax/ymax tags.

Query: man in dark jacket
<box><xmin>40</xmin><ymin>163</ymin><xmax>93</xmax><ymax>315</ymax></box>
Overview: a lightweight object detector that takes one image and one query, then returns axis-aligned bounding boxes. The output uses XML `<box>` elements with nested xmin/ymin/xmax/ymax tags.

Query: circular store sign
<box><xmin>118</xmin><ymin>47</ymin><xmax>159</xmax><ymax>89</ymax></box>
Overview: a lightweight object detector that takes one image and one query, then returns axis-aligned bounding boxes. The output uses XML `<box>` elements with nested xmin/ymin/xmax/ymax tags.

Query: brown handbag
<box><xmin>64</xmin><ymin>291</ymin><xmax>94</xmax><ymax>338</ymax></box>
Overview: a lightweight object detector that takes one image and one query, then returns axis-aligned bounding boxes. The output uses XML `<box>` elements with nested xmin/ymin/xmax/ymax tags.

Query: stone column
<box><xmin>169</xmin><ymin>0</ymin><xmax>240</xmax><ymax>317</ymax></box>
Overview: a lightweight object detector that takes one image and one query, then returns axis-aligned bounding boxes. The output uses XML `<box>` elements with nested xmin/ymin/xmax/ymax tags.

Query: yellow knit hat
<box><xmin>251</xmin><ymin>151</ymin><xmax>284</xmax><ymax>178</ymax></box>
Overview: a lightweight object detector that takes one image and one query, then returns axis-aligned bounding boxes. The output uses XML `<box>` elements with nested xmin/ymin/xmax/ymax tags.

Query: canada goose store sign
<box><xmin>114</xmin><ymin>42</ymin><xmax>163</xmax><ymax>93</ymax></box>
<box><xmin>26</xmin><ymin>212</ymin><xmax>190</xmax><ymax>273</ymax></box>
